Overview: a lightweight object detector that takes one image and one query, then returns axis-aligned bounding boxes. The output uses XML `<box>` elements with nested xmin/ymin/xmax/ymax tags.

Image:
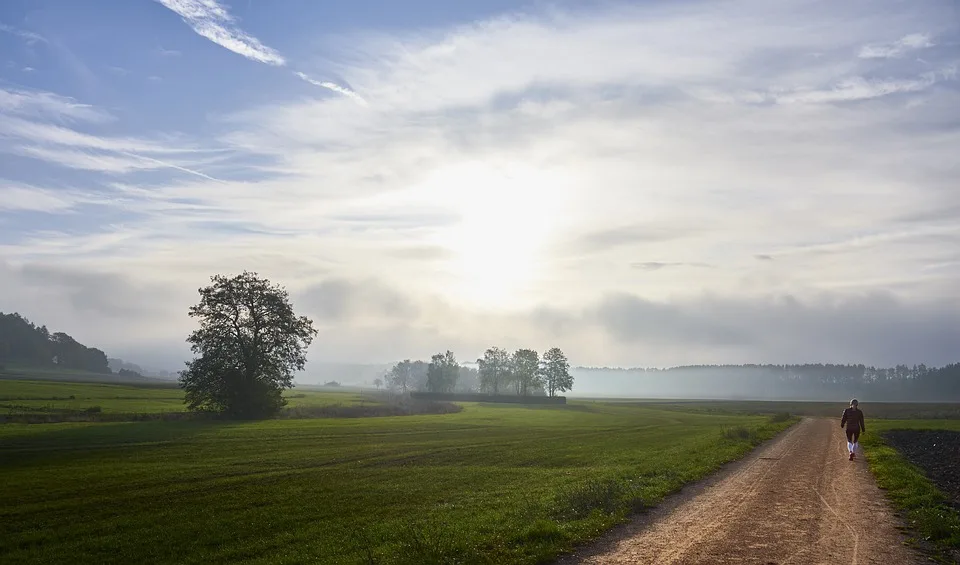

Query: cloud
<box><xmin>0</xmin><ymin>88</ymin><xmax>229</xmax><ymax>179</ymax></box>
<box><xmin>295</xmin><ymin>72</ymin><xmax>367</xmax><ymax>106</ymax></box>
<box><xmin>572</xmin><ymin>225</ymin><xmax>697</xmax><ymax>254</ymax></box>
<box><xmin>154</xmin><ymin>1</ymin><xmax>363</xmax><ymax>102</ymax></box>
<box><xmin>591</xmin><ymin>292</ymin><xmax>750</xmax><ymax>347</ymax></box>
<box><xmin>770</xmin><ymin>75</ymin><xmax>940</xmax><ymax>104</ymax></box>
<box><xmin>154</xmin><ymin>46</ymin><xmax>182</xmax><ymax>57</ymax></box>
<box><xmin>859</xmin><ymin>33</ymin><xmax>935</xmax><ymax>59</ymax></box>
<box><xmin>0</xmin><ymin>184</ymin><xmax>81</xmax><ymax>212</ymax></box>
<box><xmin>3</xmin><ymin>0</ymin><xmax>959</xmax><ymax>371</ymax></box>
<box><xmin>1</xmin><ymin>262</ymin><xmax>178</xmax><ymax>321</ymax></box>
<box><xmin>155</xmin><ymin>0</ymin><xmax>285</xmax><ymax>65</ymax></box>
<box><xmin>588</xmin><ymin>291</ymin><xmax>960</xmax><ymax>367</ymax></box>
<box><xmin>0</xmin><ymin>88</ymin><xmax>113</xmax><ymax>123</ymax></box>
<box><xmin>297</xmin><ymin>279</ymin><xmax>420</xmax><ymax>323</ymax></box>
<box><xmin>0</xmin><ymin>22</ymin><xmax>47</xmax><ymax>45</ymax></box>
<box><xmin>631</xmin><ymin>262</ymin><xmax>713</xmax><ymax>271</ymax></box>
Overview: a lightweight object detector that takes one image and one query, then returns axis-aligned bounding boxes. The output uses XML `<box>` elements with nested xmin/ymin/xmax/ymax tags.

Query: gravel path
<box><xmin>557</xmin><ymin>418</ymin><xmax>922</xmax><ymax>564</ymax></box>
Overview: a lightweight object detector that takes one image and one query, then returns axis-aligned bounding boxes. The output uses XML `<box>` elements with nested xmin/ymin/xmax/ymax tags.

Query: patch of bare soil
<box><xmin>883</xmin><ymin>429</ymin><xmax>960</xmax><ymax>511</ymax></box>
<box><xmin>556</xmin><ymin>418</ymin><xmax>924</xmax><ymax>564</ymax></box>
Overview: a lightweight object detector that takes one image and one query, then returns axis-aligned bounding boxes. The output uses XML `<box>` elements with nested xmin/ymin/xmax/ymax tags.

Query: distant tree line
<box><xmin>385</xmin><ymin>347</ymin><xmax>573</xmax><ymax>397</ymax></box>
<box><xmin>574</xmin><ymin>363</ymin><xmax>960</xmax><ymax>401</ymax></box>
<box><xmin>0</xmin><ymin>312</ymin><xmax>111</xmax><ymax>373</ymax></box>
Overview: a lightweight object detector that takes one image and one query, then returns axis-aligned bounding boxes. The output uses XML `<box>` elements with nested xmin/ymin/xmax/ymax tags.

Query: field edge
<box><xmin>553</xmin><ymin>415</ymin><xmax>802</xmax><ymax>563</ymax></box>
<box><xmin>863</xmin><ymin>430</ymin><xmax>960</xmax><ymax>563</ymax></box>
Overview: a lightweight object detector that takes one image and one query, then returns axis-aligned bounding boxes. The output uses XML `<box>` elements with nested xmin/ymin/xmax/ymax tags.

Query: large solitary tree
<box><xmin>178</xmin><ymin>271</ymin><xmax>317</xmax><ymax>419</ymax></box>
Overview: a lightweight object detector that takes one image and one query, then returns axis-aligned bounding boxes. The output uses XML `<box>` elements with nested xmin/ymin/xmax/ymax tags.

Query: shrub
<box><xmin>722</xmin><ymin>425</ymin><xmax>756</xmax><ymax>441</ymax></box>
<box><xmin>553</xmin><ymin>478</ymin><xmax>646</xmax><ymax>520</ymax></box>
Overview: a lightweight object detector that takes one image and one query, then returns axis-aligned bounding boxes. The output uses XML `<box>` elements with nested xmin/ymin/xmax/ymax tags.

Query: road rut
<box><xmin>559</xmin><ymin>418</ymin><xmax>922</xmax><ymax>564</ymax></box>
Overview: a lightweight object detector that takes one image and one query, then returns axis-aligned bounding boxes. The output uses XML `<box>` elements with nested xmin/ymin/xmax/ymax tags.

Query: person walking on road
<box><xmin>841</xmin><ymin>399</ymin><xmax>865</xmax><ymax>460</ymax></box>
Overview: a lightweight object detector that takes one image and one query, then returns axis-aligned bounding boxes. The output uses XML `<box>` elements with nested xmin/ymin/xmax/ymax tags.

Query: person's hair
<box><xmin>850</xmin><ymin>398</ymin><xmax>859</xmax><ymax>406</ymax></box>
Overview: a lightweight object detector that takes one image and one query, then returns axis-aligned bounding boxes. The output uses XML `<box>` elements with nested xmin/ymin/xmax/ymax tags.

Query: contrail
<box><xmin>118</xmin><ymin>151</ymin><xmax>226</xmax><ymax>183</ymax></box>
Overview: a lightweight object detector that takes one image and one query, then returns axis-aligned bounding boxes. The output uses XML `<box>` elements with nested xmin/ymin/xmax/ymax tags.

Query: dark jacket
<box><xmin>841</xmin><ymin>407</ymin><xmax>865</xmax><ymax>432</ymax></box>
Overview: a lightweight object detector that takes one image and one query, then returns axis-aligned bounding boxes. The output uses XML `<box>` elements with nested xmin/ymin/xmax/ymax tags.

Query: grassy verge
<box><xmin>0</xmin><ymin>403</ymin><xmax>796</xmax><ymax>564</ymax></box>
<box><xmin>862</xmin><ymin>420</ymin><xmax>960</xmax><ymax>563</ymax></box>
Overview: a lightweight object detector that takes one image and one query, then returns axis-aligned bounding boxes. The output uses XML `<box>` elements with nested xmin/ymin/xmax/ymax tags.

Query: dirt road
<box><xmin>559</xmin><ymin>418</ymin><xmax>923</xmax><ymax>565</ymax></box>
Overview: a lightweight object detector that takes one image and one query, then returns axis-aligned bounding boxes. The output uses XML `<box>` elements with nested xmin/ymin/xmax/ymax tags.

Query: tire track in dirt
<box><xmin>557</xmin><ymin>418</ymin><xmax>922</xmax><ymax>565</ymax></box>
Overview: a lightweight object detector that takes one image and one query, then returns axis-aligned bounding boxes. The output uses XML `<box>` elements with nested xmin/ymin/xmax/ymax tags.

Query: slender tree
<box><xmin>389</xmin><ymin>359</ymin><xmax>414</xmax><ymax>393</ymax></box>
<box><xmin>477</xmin><ymin>346</ymin><xmax>511</xmax><ymax>395</ymax></box>
<box><xmin>541</xmin><ymin>347</ymin><xmax>573</xmax><ymax>397</ymax></box>
<box><xmin>512</xmin><ymin>348</ymin><xmax>542</xmax><ymax>396</ymax></box>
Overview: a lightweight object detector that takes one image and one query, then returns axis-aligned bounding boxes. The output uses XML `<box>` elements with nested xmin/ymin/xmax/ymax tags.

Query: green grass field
<box><xmin>0</xmin><ymin>363</ymin><xmax>169</xmax><ymax>384</ymax></box>
<box><xmin>12</xmin><ymin>376</ymin><xmax>959</xmax><ymax>563</ymax></box>
<box><xmin>862</xmin><ymin>419</ymin><xmax>960</xmax><ymax>561</ymax></box>
<box><xmin>0</xmin><ymin>378</ymin><xmax>380</xmax><ymax>420</ymax></box>
<box><xmin>0</xmin><ymin>398</ymin><xmax>795</xmax><ymax>564</ymax></box>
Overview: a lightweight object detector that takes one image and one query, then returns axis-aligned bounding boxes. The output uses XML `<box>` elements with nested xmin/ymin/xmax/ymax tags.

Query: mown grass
<box><xmin>0</xmin><ymin>364</ymin><xmax>166</xmax><ymax>384</ymax></box>
<box><xmin>862</xmin><ymin>419</ymin><xmax>960</xmax><ymax>563</ymax></box>
<box><xmin>0</xmin><ymin>379</ymin><xmax>381</xmax><ymax>420</ymax></box>
<box><xmin>0</xmin><ymin>402</ymin><xmax>797</xmax><ymax>564</ymax></box>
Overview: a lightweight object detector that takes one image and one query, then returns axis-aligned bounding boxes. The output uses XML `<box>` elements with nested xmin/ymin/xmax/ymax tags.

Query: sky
<box><xmin>1</xmin><ymin>0</ymin><xmax>959</xmax><ymax>373</ymax></box>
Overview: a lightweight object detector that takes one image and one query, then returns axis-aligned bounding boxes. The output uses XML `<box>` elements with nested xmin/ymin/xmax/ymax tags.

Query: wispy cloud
<box><xmin>631</xmin><ymin>262</ymin><xmax>713</xmax><ymax>271</ymax></box>
<box><xmin>0</xmin><ymin>88</ymin><xmax>113</xmax><ymax>123</ymax></box>
<box><xmin>0</xmin><ymin>22</ymin><xmax>47</xmax><ymax>45</ymax></box>
<box><xmin>295</xmin><ymin>72</ymin><xmax>367</xmax><ymax>106</ymax></box>
<box><xmin>11</xmin><ymin>146</ymin><xmax>173</xmax><ymax>174</ymax></box>
<box><xmin>3</xmin><ymin>0</ymin><xmax>959</xmax><ymax>369</ymax></box>
<box><xmin>0</xmin><ymin>184</ymin><xmax>80</xmax><ymax>212</ymax></box>
<box><xmin>859</xmin><ymin>33</ymin><xmax>934</xmax><ymax>59</ymax></box>
<box><xmin>0</xmin><ymin>87</ymin><xmax>227</xmax><ymax>180</ymax></box>
<box><xmin>771</xmin><ymin>74</ymin><xmax>941</xmax><ymax>104</ymax></box>
<box><xmin>154</xmin><ymin>0</ymin><xmax>363</xmax><ymax>103</ymax></box>
<box><xmin>154</xmin><ymin>0</ymin><xmax>285</xmax><ymax>65</ymax></box>
<box><xmin>154</xmin><ymin>46</ymin><xmax>182</xmax><ymax>57</ymax></box>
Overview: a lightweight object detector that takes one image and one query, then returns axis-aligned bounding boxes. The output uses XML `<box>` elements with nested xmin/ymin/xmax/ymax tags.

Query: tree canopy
<box><xmin>541</xmin><ymin>347</ymin><xmax>573</xmax><ymax>397</ymax></box>
<box><xmin>178</xmin><ymin>272</ymin><xmax>317</xmax><ymax>419</ymax></box>
<box><xmin>0</xmin><ymin>312</ymin><xmax>110</xmax><ymax>373</ymax></box>
<box><xmin>426</xmin><ymin>350</ymin><xmax>460</xmax><ymax>393</ymax></box>
<box><xmin>511</xmin><ymin>349</ymin><xmax>543</xmax><ymax>396</ymax></box>
<box><xmin>478</xmin><ymin>347</ymin><xmax>511</xmax><ymax>395</ymax></box>
<box><xmin>386</xmin><ymin>346</ymin><xmax>574</xmax><ymax>397</ymax></box>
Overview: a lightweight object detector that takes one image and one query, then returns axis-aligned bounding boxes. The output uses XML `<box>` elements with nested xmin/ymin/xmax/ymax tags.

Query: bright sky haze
<box><xmin>1</xmin><ymin>0</ymin><xmax>958</xmax><ymax>372</ymax></box>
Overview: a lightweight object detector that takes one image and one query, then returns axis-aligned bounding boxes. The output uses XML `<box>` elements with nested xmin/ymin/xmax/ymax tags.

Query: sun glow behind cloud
<box><xmin>408</xmin><ymin>161</ymin><xmax>573</xmax><ymax>310</ymax></box>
